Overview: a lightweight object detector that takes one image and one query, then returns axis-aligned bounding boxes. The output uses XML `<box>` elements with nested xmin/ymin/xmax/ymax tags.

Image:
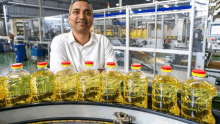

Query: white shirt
<box><xmin>50</xmin><ymin>31</ymin><xmax>116</xmax><ymax>73</ymax></box>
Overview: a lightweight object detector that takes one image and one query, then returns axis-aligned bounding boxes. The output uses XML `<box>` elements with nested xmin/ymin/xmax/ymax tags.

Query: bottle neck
<box><xmin>161</xmin><ymin>71</ymin><xmax>172</xmax><ymax>75</ymax></box>
<box><xmin>192</xmin><ymin>75</ymin><xmax>205</xmax><ymax>80</ymax></box>
<box><xmin>131</xmin><ymin>69</ymin><xmax>141</xmax><ymax>72</ymax></box>
<box><xmin>106</xmin><ymin>67</ymin><xmax>117</xmax><ymax>72</ymax></box>
<box><xmin>38</xmin><ymin>67</ymin><xmax>47</xmax><ymax>70</ymax></box>
<box><xmin>62</xmin><ymin>66</ymin><xmax>69</xmax><ymax>69</ymax></box>
<box><xmin>12</xmin><ymin>68</ymin><xmax>22</xmax><ymax>72</ymax></box>
<box><xmin>84</xmin><ymin>66</ymin><xmax>93</xmax><ymax>70</ymax></box>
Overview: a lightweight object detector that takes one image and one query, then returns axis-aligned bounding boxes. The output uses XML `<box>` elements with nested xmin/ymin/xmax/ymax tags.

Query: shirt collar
<box><xmin>68</xmin><ymin>31</ymin><xmax>98</xmax><ymax>44</ymax></box>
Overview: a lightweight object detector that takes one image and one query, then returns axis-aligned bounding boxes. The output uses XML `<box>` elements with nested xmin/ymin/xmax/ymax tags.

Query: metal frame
<box><xmin>22</xmin><ymin>0</ymin><xmax>207</xmax><ymax>78</ymax></box>
<box><xmin>92</xmin><ymin>0</ymin><xmax>196</xmax><ymax>78</ymax></box>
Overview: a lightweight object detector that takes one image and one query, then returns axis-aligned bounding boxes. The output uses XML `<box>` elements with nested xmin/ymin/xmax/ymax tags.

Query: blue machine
<box><xmin>31</xmin><ymin>44</ymin><xmax>44</xmax><ymax>61</ymax></box>
<box><xmin>0</xmin><ymin>42</ymin><xmax>7</xmax><ymax>52</ymax></box>
<box><xmin>13</xmin><ymin>44</ymin><xmax>26</xmax><ymax>62</ymax></box>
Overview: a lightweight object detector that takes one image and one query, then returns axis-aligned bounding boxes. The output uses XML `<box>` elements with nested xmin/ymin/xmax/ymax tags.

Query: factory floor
<box><xmin>0</xmin><ymin>51</ymin><xmax>38</xmax><ymax>76</ymax></box>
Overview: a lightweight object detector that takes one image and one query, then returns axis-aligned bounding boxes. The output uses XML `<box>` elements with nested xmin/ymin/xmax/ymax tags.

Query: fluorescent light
<box><xmin>163</xmin><ymin>5</ymin><xmax>169</xmax><ymax>8</ymax></box>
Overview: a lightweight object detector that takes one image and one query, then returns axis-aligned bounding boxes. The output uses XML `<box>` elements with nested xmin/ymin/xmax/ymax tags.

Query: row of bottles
<box><xmin>94</xmin><ymin>28</ymin><xmax>147</xmax><ymax>38</ymax></box>
<box><xmin>152</xmin><ymin>66</ymin><xmax>217</xmax><ymax>124</ymax></box>
<box><xmin>0</xmin><ymin>62</ymin><xmax>217</xmax><ymax>124</ymax></box>
<box><xmin>130</xmin><ymin>28</ymin><xmax>147</xmax><ymax>38</ymax></box>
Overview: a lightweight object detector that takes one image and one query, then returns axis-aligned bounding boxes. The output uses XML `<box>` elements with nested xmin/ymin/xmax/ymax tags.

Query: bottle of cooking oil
<box><xmin>137</xmin><ymin>29</ymin><xmax>143</xmax><ymax>38</ymax></box>
<box><xmin>0</xmin><ymin>75</ymin><xmax>6</xmax><ymax>107</ymax></box>
<box><xmin>133</xmin><ymin>29</ymin><xmax>138</xmax><ymax>38</ymax></box>
<box><xmin>54</xmin><ymin>61</ymin><xmax>78</xmax><ymax>101</ymax></box>
<box><xmin>30</xmin><ymin>62</ymin><xmax>54</xmax><ymax>103</ymax></box>
<box><xmin>142</xmin><ymin>28</ymin><xmax>147</xmax><ymax>38</ymax></box>
<box><xmin>5</xmin><ymin>63</ymin><xmax>31</xmax><ymax>106</ymax></box>
<box><xmin>181</xmin><ymin>69</ymin><xmax>217</xmax><ymax>124</ymax></box>
<box><xmin>124</xmin><ymin>63</ymin><xmax>148</xmax><ymax>108</ymax></box>
<box><xmin>152</xmin><ymin>65</ymin><xmax>180</xmax><ymax>116</ymax></box>
<box><xmin>78</xmin><ymin>61</ymin><xmax>100</xmax><ymax>102</ymax></box>
<box><xmin>100</xmin><ymin>62</ymin><xmax>123</xmax><ymax>104</ymax></box>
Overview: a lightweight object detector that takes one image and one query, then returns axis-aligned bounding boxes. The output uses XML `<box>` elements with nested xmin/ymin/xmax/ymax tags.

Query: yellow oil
<box><xmin>100</xmin><ymin>70</ymin><xmax>123</xmax><ymax>104</ymax></box>
<box><xmin>152</xmin><ymin>73</ymin><xmax>180</xmax><ymax>116</ymax></box>
<box><xmin>78</xmin><ymin>69</ymin><xmax>100</xmax><ymax>102</ymax></box>
<box><xmin>130</xmin><ymin>29</ymin><xmax>135</xmax><ymax>38</ymax></box>
<box><xmin>133</xmin><ymin>29</ymin><xmax>138</xmax><ymax>38</ymax></box>
<box><xmin>137</xmin><ymin>29</ymin><xmax>143</xmax><ymax>38</ymax></box>
<box><xmin>54</xmin><ymin>70</ymin><xmax>78</xmax><ymax>101</ymax></box>
<box><xmin>5</xmin><ymin>70</ymin><xmax>31</xmax><ymax>106</ymax></box>
<box><xmin>124</xmin><ymin>71</ymin><xmax>148</xmax><ymax>108</ymax></box>
<box><xmin>0</xmin><ymin>76</ymin><xmax>6</xmax><ymax>107</ymax></box>
<box><xmin>30</xmin><ymin>68</ymin><xmax>54</xmax><ymax>103</ymax></box>
<box><xmin>142</xmin><ymin>29</ymin><xmax>147</xmax><ymax>38</ymax></box>
<box><xmin>181</xmin><ymin>77</ymin><xmax>217</xmax><ymax>124</ymax></box>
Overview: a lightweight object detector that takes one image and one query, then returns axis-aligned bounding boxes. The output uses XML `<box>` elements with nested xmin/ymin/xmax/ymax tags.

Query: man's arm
<box><xmin>50</xmin><ymin>36</ymin><xmax>68</xmax><ymax>73</ymax></box>
<box><xmin>104</xmin><ymin>37</ymin><xmax>117</xmax><ymax>67</ymax></box>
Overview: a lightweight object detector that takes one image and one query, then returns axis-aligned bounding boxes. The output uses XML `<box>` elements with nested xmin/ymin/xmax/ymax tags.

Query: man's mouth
<box><xmin>77</xmin><ymin>21</ymin><xmax>87</xmax><ymax>24</ymax></box>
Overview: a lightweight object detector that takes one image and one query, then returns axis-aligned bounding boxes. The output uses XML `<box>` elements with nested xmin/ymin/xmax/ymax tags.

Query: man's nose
<box><xmin>79</xmin><ymin>12</ymin><xmax>86</xmax><ymax>19</ymax></box>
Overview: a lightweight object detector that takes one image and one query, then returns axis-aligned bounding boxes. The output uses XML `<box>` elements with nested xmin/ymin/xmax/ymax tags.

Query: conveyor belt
<box><xmin>0</xmin><ymin>102</ymin><xmax>198</xmax><ymax>124</ymax></box>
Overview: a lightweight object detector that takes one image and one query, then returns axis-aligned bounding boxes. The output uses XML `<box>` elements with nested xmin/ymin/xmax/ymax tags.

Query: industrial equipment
<box><xmin>207</xmin><ymin>22</ymin><xmax>220</xmax><ymax>50</ymax></box>
<box><xmin>0</xmin><ymin>102</ymin><xmax>199</xmax><ymax>124</ymax></box>
<box><xmin>205</xmin><ymin>22</ymin><xmax>220</xmax><ymax>85</ymax></box>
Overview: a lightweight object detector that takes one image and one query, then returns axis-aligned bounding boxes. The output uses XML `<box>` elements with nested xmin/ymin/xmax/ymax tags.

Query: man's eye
<box><xmin>85</xmin><ymin>11</ymin><xmax>91</xmax><ymax>16</ymax></box>
<box><xmin>73</xmin><ymin>11</ymin><xmax>79</xmax><ymax>14</ymax></box>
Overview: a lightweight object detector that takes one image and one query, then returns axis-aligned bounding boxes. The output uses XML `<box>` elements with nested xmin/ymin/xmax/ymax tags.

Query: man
<box><xmin>50</xmin><ymin>0</ymin><xmax>116</xmax><ymax>73</ymax></box>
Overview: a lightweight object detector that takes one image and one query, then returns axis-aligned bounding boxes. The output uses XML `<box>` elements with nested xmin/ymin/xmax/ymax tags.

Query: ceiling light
<box><xmin>163</xmin><ymin>5</ymin><xmax>169</xmax><ymax>8</ymax></box>
<box><xmin>116</xmin><ymin>3</ymin><xmax>119</xmax><ymax>7</ymax></box>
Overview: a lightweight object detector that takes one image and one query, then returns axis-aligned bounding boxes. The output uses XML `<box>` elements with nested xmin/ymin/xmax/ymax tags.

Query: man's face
<box><xmin>68</xmin><ymin>1</ymin><xmax>93</xmax><ymax>33</ymax></box>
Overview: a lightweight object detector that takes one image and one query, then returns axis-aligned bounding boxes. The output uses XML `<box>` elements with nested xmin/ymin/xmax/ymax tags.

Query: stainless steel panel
<box><xmin>0</xmin><ymin>103</ymin><xmax>197</xmax><ymax>124</ymax></box>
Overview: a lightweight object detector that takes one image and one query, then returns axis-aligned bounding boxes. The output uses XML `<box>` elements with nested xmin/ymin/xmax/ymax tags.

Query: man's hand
<box><xmin>98</xmin><ymin>69</ymin><xmax>104</xmax><ymax>74</ymax></box>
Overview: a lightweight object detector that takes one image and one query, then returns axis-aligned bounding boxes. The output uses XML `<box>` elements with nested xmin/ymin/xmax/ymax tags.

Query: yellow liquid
<box><xmin>142</xmin><ymin>29</ymin><xmax>147</xmax><ymax>38</ymax></box>
<box><xmin>78</xmin><ymin>69</ymin><xmax>100</xmax><ymax>102</ymax></box>
<box><xmin>5</xmin><ymin>71</ymin><xmax>31</xmax><ymax>106</ymax></box>
<box><xmin>137</xmin><ymin>29</ymin><xmax>143</xmax><ymax>38</ymax></box>
<box><xmin>152</xmin><ymin>73</ymin><xmax>180</xmax><ymax>116</ymax></box>
<box><xmin>124</xmin><ymin>70</ymin><xmax>148</xmax><ymax>108</ymax></box>
<box><xmin>30</xmin><ymin>69</ymin><xmax>54</xmax><ymax>103</ymax></box>
<box><xmin>54</xmin><ymin>69</ymin><xmax>78</xmax><ymax>101</ymax></box>
<box><xmin>133</xmin><ymin>29</ymin><xmax>138</xmax><ymax>38</ymax></box>
<box><xmin>100</xmin><ymin>70</ymin><xmax>123</xmax><ymax>104</ymax></box>
<box><xmin>130</xmin><ymin>30</ymin><xmax>135</xmax><ymax>38</ymax></box>
<box><xmin>181</xmin><ymin>78</ymin><xmax>217</xmax><ymax>124</ymax></box>
<box><xmin>0</xmin><ymin>76</ymin><xmax>6</xmax><ymax>107</ymax></box>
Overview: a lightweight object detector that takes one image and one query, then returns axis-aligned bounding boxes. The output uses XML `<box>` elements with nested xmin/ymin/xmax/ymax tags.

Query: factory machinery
<box><xmin>12</xmin><ymin>0</ymin><xmax>220</xmax><ymax>123</ymax></box>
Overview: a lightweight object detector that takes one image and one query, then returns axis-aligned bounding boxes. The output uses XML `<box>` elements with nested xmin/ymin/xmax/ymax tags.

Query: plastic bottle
<box><xmin>100</xmin><ymin>62</ymin><xmax>123</xmax><ymax>104</ymax></box>
<box><xmin>54</xmin><ymin>61</ymin><xmax>78</xmax><ymax>101</ymax></box>
<box><xmin>181</xmin><ymin>69</ymin><xmax>217</xmax><ymax>124</ymax></box>
<box><xmin>5</xmin><ymin>63</ymin><xmax>31</xmax><ymax>106</ymax></box>
<box><xmin>152</xmin><ymin>65</ymin><xmax>180</xmax><ymax>116</ymax></box>
<box><xmin>130</xmin><ymin>29</ymin><xmax>134</xmax><ymax>38</ymax></box>
<box><xmin>0</xmin><ymin>75</ymin><xmax>6</xmax><ymax>107</ymax></box>
<box><xmin>78</xmin><ymin>61</ymin><xmax>100</xmax><ymax>102</ymax></box>
<box><xmin>30</xmin><ymin>62</ymin><xmax>54</xmax><ymax>103</ymax></box>
<box><xmin>137</xmin><ymin>28</ymin><xmax>143</xmax><ymax>38</ymax></box>
<box><xmin>142</xmin><ymin>28</ymin><xmax>147</xmax><ymax>38</ymax></box>
<box><xmin>124</xmin><ymin>63</ymin><xmax>148</xmax><ymax>108</ymax></box>
<box><xmin>133</xmin><ymin>29</ymin><xmax>138</xmax><ymax>38</ymax></box>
